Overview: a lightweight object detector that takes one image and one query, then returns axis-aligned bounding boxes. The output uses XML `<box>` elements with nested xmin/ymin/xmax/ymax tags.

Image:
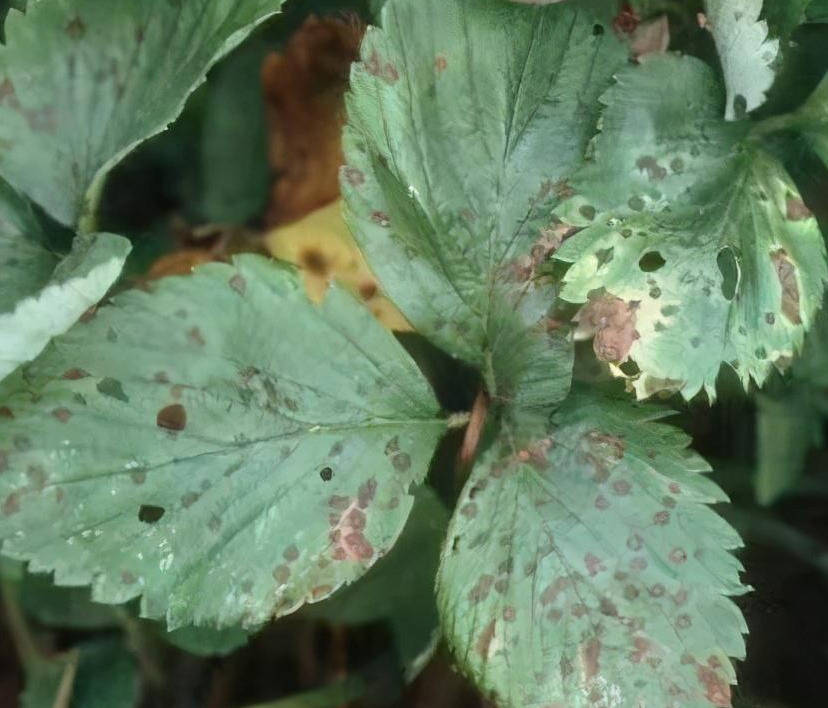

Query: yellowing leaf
<box><xmin>264</xmin><ymin>200</ymin><xmax>411</xmax><ymax>331</ymax></box>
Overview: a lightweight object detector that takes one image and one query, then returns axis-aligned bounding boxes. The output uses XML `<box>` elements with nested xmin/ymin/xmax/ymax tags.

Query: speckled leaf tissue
<box><xmin>1</xmin><ymin>0</ymin><xmax>827</xmax><ymax>706</ymax></box>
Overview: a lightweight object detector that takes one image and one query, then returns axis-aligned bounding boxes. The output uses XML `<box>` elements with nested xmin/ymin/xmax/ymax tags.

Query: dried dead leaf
<box><xmin>264</xmin><ymin>200</ymin><xmax>412</xmax><ymax>331</ymax></box>
<box><xmin>261</xmin><ymin>15</ymin><xmax>363</xmax><ymax>226</ymax></box>
<box><xmin>574</xmin><ymin>295</ymin><xmax>640</xmax><ymax>363</ymax></box>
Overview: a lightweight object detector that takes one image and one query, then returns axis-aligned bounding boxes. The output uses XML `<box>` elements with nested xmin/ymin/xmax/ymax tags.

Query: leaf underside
<box><xmin>555</xmin><ymin>54</ymin><xmax>827</xmax><ymax>400</ymax></box>
<box><xmin>0</xmin><ymin>255</ymin><xmax>445</xmax><ymax>629</ymax></box>
<box><xmin>437</xmin><ymin>390</ymin><xmax>746</xmax><ymax>708</ymax></box>
<box><xmin>342</xmin><ymin>0</ymin><xmax>635</xmax><ymax>414</ymax></box>
<box><xmin>0</xmin><ymin>0</ymin><xmax>285</xmax><ymax>227</ymax></box>
<box><xmin>0</xmin><ymin>179</ymin><xmax>131</xmax><ymax>381</ymax></box>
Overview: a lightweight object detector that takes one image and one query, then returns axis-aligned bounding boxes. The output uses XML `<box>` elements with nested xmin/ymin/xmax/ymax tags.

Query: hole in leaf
<box><xmin>320</xmin><ymin>466</ymin><xmax>333</xmax><ymax>481</ymax></box>
<box><xmin>717</xmin><ymin>247</ymin><xmax>739</xmax><ymax>301</ymax></box>
<box><xmin>593</xmin><ymin>23</ymin><xmax>604</xmax><ymax>35</ymax></box>
<box><xmin>638</xmin><ymin>251</ymin><xmax>665</xmax><ymax>272</ymax></box>
<box><xmin>139</xmin><ymin>505</ymin><xmax>165</xmax><ymax>524</ymax></box>
<box><xmin>619</xmin><ymin>360</ymin><xmax>640</xmax><ymax>376</ymax></box>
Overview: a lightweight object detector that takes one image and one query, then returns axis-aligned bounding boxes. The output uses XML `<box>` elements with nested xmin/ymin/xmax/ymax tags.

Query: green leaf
<box><xmin>555</xmin><ymin>55</ymin><xmax>827</xmax><ymax>400</ymax></box>
<box><xmin>162</xmin><ymin>624</ymin><xmax>249</xmax><ymax>657</ymax></box>
<box><xmin>342</xmin><ymin>0</ymin><xmax>630</xmax><ymax>412</ymax></box>
<box><xmin>306</xmin><ymin>485</ymin><xmax>448</xmax><ymax>679</ymax></box>
<box><xmin>0</xmin><ymin>0</ymin><xmax>285</xmax><ymax>228</ymax></box>
<box><xmin>762</xmin><ymin>0</ymin><xmax>812</xmax><ymax>40</ymax></box>
<box><xmin>704</xmin><ymin>0</ymin><xmax>779</xmax><ymax>119</ymax></box>
<box><xmin>21</xmin><ymin>572</ymin><xmax>120</xmax><ymax>630</ymax></box>
<box><xmin>806</xmin><ymin>0</ymin><xmax>828</xmax><ymax>22</ymax></box>
<box><xmin>754</xmin><ymin>392</ymin><xmax>822</xmax><ymax>505</ymax></box>
<box><xmin>0</xmin><ymin>254</ymin><xmax>446</xmax><ymax>629</ymax></box>
<box><xmin>200</xmin><ymin>32</ymin><xmax>271</xmax><ymax>225</ymax></box>
<box><xmin>21</xmin><ymin>639</ymin><xmax>139</xmax><ymax>708</ymax></box>
<box><xmin>788</xmin><ymin>73</ymin><xmax>828</xmax><ymax>167</ymax></box>
<box><xmin>1</xmin><ymin>180</ymin><xmax>131</xmax><ymax>380</ymax></box>
<box><xmin>437</xmin><ymin>389</ymin><xmax>746</xmax><ymax>708</ymax></box>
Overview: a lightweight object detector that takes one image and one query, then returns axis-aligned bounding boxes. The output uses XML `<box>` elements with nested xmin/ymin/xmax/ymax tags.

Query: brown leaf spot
<box><xmin>2</xmin><ymin>492</ymin><xmax>20</xmax><ymax>516</ymax></box>
<box><xmin>676</xmin><ymin>613</ymin><xmax>692</xmax><ymax>629</ymax></box>
<box><xmin>594</xmin><ymin>494</ymin><xmax>610</xmax><ymax>510</ymax></box>
<box><xmin>343</xmin><ymin>531</ymin><xmax>374</xmax><ymax>560</ymax></box>
<box><xmin>392</xmin><ymin>452</ymin><xmax>411</xmax><ymax>473</ymax></box>
<box><xmin>771</xmin><ymin>249</ymin><xmax>802</xmax><ymax>324</ymax></box>
<box><xmin>229</xmin><ymin>274</ymin><xmax>247</xmax><ymax>295</ymax></box>
<box><xmin>584</xmin><ymin>552</ymin><xmax>606</xmax><ymax>577</ymax></box>
<box><xmin>65</xmin><ymin>16</ymin><xmax>86</xmax><ymax>39</ymax></box>
<box><xmin>469</xmin><ymin>574</ymin><xmax>495</xmax><ymax>604</ymax></box>
<box><xmin>187</xmin><ymin>327</ymin><xmax>206</xmax><ymax>346</ymax></box>
<box><xmin>311</xmin><ymin>585</ymin><xmax>333</xmax><ymax>600</ymax></box>
<box><xmin>370</xmin><ymin>210</ymin><xmax>390</xmax><ymax>227</ymax></box>
<box><xmin>181</xmin><ymin>491</ymin><xmax>199</xmax><ymax>508</ymax></box>
<box><xmin>540</xmin><ymin>577</ymin><xmax>570</xmax><ymax>606</ymax></box>
<box><xmin>575</xmin><ymin>296</ymin><xmax>639</xmax><ymax>363</ymax></box>
<box><xmin>636</xmin><ymin>156</ymin><xmax>668</xmax><ymax>181</ymax></box>
<box><xmin>26</xmin><ymin>465</ymin><xmax>46</xmax><ymax>491</ymax></box>
<box><xmin>208</xmin><ymin>515</ymin><xmax>221</xmax><ymax>532</ymax></box>
<box><xmin>131</xmin><ymin>470</ymin><xmax>146</xmax><ymax>485</ymax></box>
<box><xmin>612</xmin><ymin>479</ymin><xmax>631</xmax><ymax>496</ymax></box>
<box><xmin>121</xmin><ymin>571</ymin><xmax>136</xmax><ymax>585</ymax></box>
<box><xmin>653</xmin><ymin>510</ymin><xmax>670</xmax><ymax>525</ymax></box>
<box><xmin>697</xmin><ymin>664</ymin><xmax>731</xmax><ymax>707</ymax></box>
<box><xmin>461</xmin><ymin>502</ymin><xmax>478</xmax><ymax>518</ymax></box>
<box><xmin>669</xmin><ymin>547</ymin><xmax>688</xmax><ymax>564</ymax></box>
<box><xmin>273</xmin><ymin>565</ymin><xmax>291</xmax><ymax>584</ymax></box>
<box><xmin>157</xmin><ymin>404</ymin><xmax>187</xmax><ymax>431</ymax></box>
<box><xmin>343</xmin><ymin>166</ymin><xmax>364</xmax><ymax>187</ymax></box>
<box><xmin>435</xmin><ymin>54</ymin><xmax>448</xmax><ymax>72</ymax></box>
<box><xmin>579</xmin><ymin>638</ymin><xmax>601</xmax><ymax>682</ymax></box>
<box><xmin>283</xmin><ymin>544</ymin><xmax>300</xmax><ymax>562</ymax></box>
<box><xmin>357</xmin><ymin>478</ymin><xmax>377</xmax><ymax>508</ymax></box>
<box><xmin>786</xmin><ymin>197</ymin><xmax>813</xmax><ymax>221</ymax></box>
<box><xmin>62</xmin><ymin>368</ymin><xmax>90</xmax><ymax>380</ymax></box>
<box><xmin>51</xmin><ymin>407</ymin><xmax>72</xmax><ymax>423</ymax></box>
<box><xmin>502</xmin><ymin>606</ymin><xmax>516</xmax><ymax>622</ymax></box>
<box><xmin>627</xmin><ymin>534</ymin><xmax>644</xmax><ymax>552</ymax></box>
<box><xmin>0</xmin><ymin>407</ymin><xmax>12</xmax><ymax>419</ymax></box>
<box><xmin>669</xmin><ymin>482</ymin><xmax>681</xmax><ymax>494</ymax></box>
<box><xmin>475</xmin><ymin>620</ymin><xmax>496</xmax><ymax>660</ymax></box>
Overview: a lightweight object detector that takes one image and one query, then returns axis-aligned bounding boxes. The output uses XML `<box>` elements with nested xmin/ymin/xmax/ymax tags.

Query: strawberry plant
<box><xmin>1</xmin><ymin>0</ymin><xmax>827</xmax><ymax>706</ymax></box>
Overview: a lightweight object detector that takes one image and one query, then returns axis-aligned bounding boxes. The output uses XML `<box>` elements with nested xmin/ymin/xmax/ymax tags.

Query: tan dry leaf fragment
<box><xmin>264</xmin><ymin>200</ymin><xmax>411</xmax><ymax>331</ymax></box>
<box><xmin>630</xmin><ymin>15</ymin><xmax>670</xmax><ymax>58</ymax></box>
<box><xmin>574</xmin><ymin>295</ymin><xmax>640</xmax><ymax>363</ymax></box>
<box><xmin>770</xmin><ymin>249</ymin><xmax>802</xmax><ymax>325</ymax></box>
<box><xmin>261</xmin><ymin>15</ymin><xmax>363</xmax><ymax>226</ymax></box>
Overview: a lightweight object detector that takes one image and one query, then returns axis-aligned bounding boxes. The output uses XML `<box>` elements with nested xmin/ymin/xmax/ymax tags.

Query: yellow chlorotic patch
<box><xmin>264</xmin><ymin>200</ymin><xmax>412</xmax><ymax>332</ymax></box>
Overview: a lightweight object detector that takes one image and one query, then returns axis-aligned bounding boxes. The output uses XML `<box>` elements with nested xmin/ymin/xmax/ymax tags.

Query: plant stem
<box><xmin>0</xmin><ymin>575</ymin><xmax>40</xmax><ymax>668</ymax></box>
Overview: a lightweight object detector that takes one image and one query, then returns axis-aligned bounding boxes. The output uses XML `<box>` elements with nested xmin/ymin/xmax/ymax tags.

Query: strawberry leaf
<box><xmin>555</xmin><ymin>55</ymin><xmax>827</xmax><ymax>400</ymax></box>
<box><xmin>342</xmin><ymin>0</ymin><xmax>631</xmax><ymax>413</ymax></box>
<box><xmin>0</xmin><ymin>0</ymin><xmax>285</xmax><ymax>227</ymax></box>
<box><xmin>0</xmin><ymin>255</ymin><xmax>446</xmax><ymax>629</ymax></box>
<box><xmin>437</xmin><ymin>389</ymin><xmax>746</xmax><ymax>708</ymax></box>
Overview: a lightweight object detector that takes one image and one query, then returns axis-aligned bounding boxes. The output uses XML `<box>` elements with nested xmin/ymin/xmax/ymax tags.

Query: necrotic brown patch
<box><xmin>771</xmin><ymin>249</ymin><xmax>802</xmax><ymax>324</ymax></box>
<box><xmin>157</xmin><ymin>404</ymin><xmax>187</xmax><ymax>431</ymax></box>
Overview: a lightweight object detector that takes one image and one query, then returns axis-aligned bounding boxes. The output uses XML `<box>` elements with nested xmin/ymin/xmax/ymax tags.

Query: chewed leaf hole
<box><xmin>138</xmin><ymin>504</ymin><xmax>165</xmax><ymax>524</ymax></box>
<box><xmin>717</xmin><ymin>247</ymin><xmax>739</xmax><ymax>301</ymax></box>
<box><xmin>638</xmin><ymin>251</ymin><xmax>665</xmax><ymax>272</ymax></box>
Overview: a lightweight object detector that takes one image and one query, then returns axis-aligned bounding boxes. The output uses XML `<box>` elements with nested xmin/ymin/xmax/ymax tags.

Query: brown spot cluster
<box><xmin>383</xmin><ymin>436</ymin><xmax>411</xmax><ymax>473</ymax></box>
<box><xmin>575</xmin><ymin>295</ymin><xmax>640</xmax><ymax>364</ymax></box>
<box><xmin>770</xmin><ymin>249</ymin><xmax>802</xmax><ymax>325</ymax></box>
<box><xmin>328</xmin><ymin>479</ymin><xmax>377</xmax><ymax>562</ymax></box>
<box><xmin>510</xmin><ymin>223</ymin><xmax>577</xmax><ymax>282</ymax></box>
<box><xmin>364</xmin><ymin>50</ymin><xmax>399</xmax><ymax>83</ymax></box>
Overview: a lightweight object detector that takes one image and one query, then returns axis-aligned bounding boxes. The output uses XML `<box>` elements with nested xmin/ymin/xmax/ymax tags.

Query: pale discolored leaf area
<box><xmin>0</xmin><ymin>0</ymin><xmax>286</xmax><ymax>228</ymax></box>
<box><xmin>556</xmin><ymin>55</ymin><xmax>827</xmax><ymax>400</ymax></box>
<box><xmin>0</xmin><ymin>178</ymin><xmax>131</xmax><ymax>381</ymax></box>
<box><xmin>437</xmin><ymin>389</ymin><xmax>746</xmax><ymax>708</ymax></box>
<box><xmin>0</xmin><ymin>255</ymin><xmax>446</xmax><ymax>629</ymax></box>
<box><xmin>342</xmin><ymin>0</ymin><xmax>631</xmax><ymax>414</ymax></box>
<box><xmin>703</xmin><ymin>0</ymin><xmax>779</xmax><ymax>120</ymax></box>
